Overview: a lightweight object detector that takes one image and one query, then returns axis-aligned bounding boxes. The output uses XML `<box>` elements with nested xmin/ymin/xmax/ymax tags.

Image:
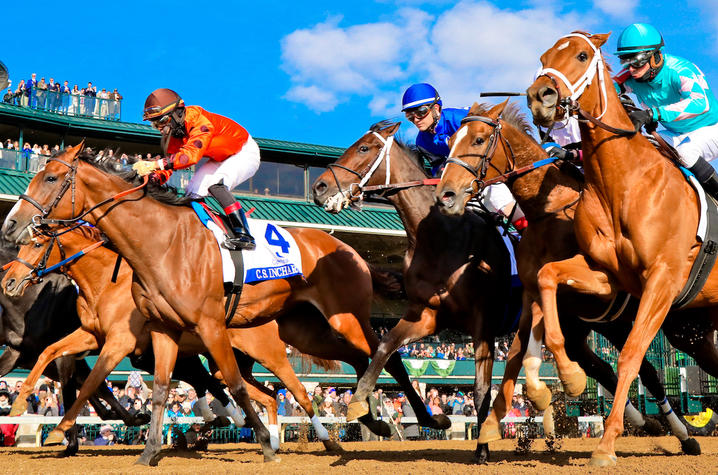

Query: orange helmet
<box><xmin>142</xmin><ymin>88</ymin><xmax>185</xmax><ymax>121</ymax></box>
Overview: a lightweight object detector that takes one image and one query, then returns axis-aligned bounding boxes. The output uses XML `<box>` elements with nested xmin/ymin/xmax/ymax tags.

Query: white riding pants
<box><xmin>186</xmin><ymin>135</ymin><xmax>261</xmax><ymax>196</ymax></box>
<box><xmin>664</xmin><ymin>122</ymin><xmax>718</xmax><ymax>168</ymax></box>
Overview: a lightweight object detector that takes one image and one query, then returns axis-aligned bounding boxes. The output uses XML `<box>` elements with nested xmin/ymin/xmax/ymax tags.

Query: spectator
<box><xmin>186</xmin><ymin>388</ymin><xmax>198</xmax><ymax>408</ymax></box>
<box><xmin>83</xmin><ymin>81</ymin><xmax>97</xmax><ymax>116</ymax></box>
<box><xmin>41</xmin><ymin>394</ymin><xmax>59</xmax><ymax>416</ymax></box>
<box><xmin>166</xmin><ymin>401</ymin><xmax>183</xmax><ymax>418</ymax></box>
<box><xmin>428</xmin><ymin>396</ymin><xmax>443</xmax><ymax>416</ymax></box>
<box><xmin>439</xmin><ymin>394</ymin><xmax>450</xmax><ymax>414</ymax></box>
<box><xmin>120</xmin><ymin>385</ymin><xmax>138</xmax><ymax>410</ymax></box>
<box><xmin>449</xmin><ymin>392</ymin><xmax>465</xmax><ymax>415</ymax></box>
<box><xmin>47</xmin><ymin>78</ymin><xmax>59</xmax><ymax>111</ymax></box>
<box><xmin>276</xmin><ymin>390</ymin><xmax>288</xmax><ymax>416</ymax></box>
<box><xmin>69</xmin><ymin>85</ymin><xmax>80</xmax><ymax>115</ymax></box>
<box><xmin>311</xmin><ymin>385</ymin><xmax>323</xmax><ymax>416</ymax></box>
<box><xmin>0</xmin><ymin>390</ymin><xmax>11</xmax><ymax>416</ymax></box>
<box><xmin>3</xmin><ymin>88</ymin><xmax>13</xmax><ymax>104</ymax></box>
<box><xmin>98</xmin><ymin>88</ymin><xmax>110</xmax><ymax>118</ymax></box>
<box><xmin>35</xmin><ymin>77</ymin><xmax>47</xmax><ymax>110</ymax></box>
<box><xmin>93</xmin><ymin>425</ymin><xmax>117</xmax><ymax>446</ymax></box>
<box><xmin>109</xmin><ymin>88</ymin><xmax>122</xmax><ymax>120</ymax></box>
<box><xmin>320</xmin><ymin>398</ymin><xmax>336</xmax><ymax>417</ymax></box>
<box><xmin>129</xmin><ymin>398</ymin><xmax>144</xmax><ymax>418</ymax></box>
<box><xmin>60</xmin><ymin>80</ymin><xmax>70</xmax><ymax>113</ymax></box>
<box><xmin>180</xmin><ymin>422</ymin><xmax>210</xmax><ymax>451</ymax></box>
<box><xmin>26</xmin><ymin>74</ymin><xmax>37</xmax><ymax>108</ymax></box>
<box><xmin>16</xmin><ymin>79</ymin><xmax>28</xmax><ymax>107</ymax></box>
<box><xmin>336</xmin><ymin>389</ymin><xmax>352</xmax><ymax>417</ymax></box>
<box><xmin>398</xmin><ymin>392</ymin><xmax>420</xmax><ymax>440</ymax></box>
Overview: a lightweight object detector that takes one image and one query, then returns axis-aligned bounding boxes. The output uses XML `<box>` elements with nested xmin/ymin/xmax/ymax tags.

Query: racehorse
<box><xmin>1</xmin><ymin>224</ymin><xmax>341</xmax><ymax>453</ymax></box>
<box><xmin>434</xmin><ymin>101</ymin><xmax>704</xmax><ymax>454</ymax></box>
<box><xmin>0</xmin><ymin>144</ymin><xmax>431</xmax><ymax>464</ymax></box>
<box><xmin>0</xmin><ymin>245</ymin><xmax>150</xmax><ymax>456</ymax></box>
<box><xmin>525</xmin><ymin>32</ymin><xmax>718</xmax><ymax>465</ymax></box>
<box><xmin>312</xmin><ymin>121</ymin><xmax>529</xmax><ymax>463</ymax></box>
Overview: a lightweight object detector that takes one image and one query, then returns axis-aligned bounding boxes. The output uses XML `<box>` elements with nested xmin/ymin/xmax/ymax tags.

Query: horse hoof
<box><xmin>431</xmin><ymin>414</ymin><xmax>451</xmax><ymax>430</ymax></box>
<box><xmin>641</xmin><ymin>416</ymin><xmax>664</xmax><ymax>436</ymax></box>
<box><xmin>263</xmin><ymin>453</ymin><xmax>281</xmax><ymax>463</ymax></box>
<box><xmin>472</xmin><ymin>443</ymin><xmax>490</xmax><ymax>464</ymax></box>
<box><xmin>561</xmin><ymin>364</ymin><xmax>586</xmax><ymax>397</ymax></box>
<box><xmin>346</xmin><ymin>400</ymin><xmax>369</xmax><ymax>421</ymax></box>
<box><xmin>135</xmin><ymin>454</ymin><xmax>159</xmax><ymax>467</ymax></box>
<box><xmin>44</xmin><ymin>429</ymin><xmax>65</xmax><ymax>446</ymax></box>
<box><xmin>527</xmin><ymin>384</ymin><xmax>552</xmax><ymax>411</ymax></box>
<box><xmin>322</xmin><ymin>439</ymin><xmax>344</xmax><ymax>453</ymax></box>
<box><xmin>680</xmin><ymin>437</ymin><xmax>701</xmax><ymax>456</ymax></box>
<box><xmin>588</xmin><ymin>453</ymin><xmax>617</xmax><ymax>466</ymax></box>
<box><xmin>60</xmin><ymin>446</ymin><xmax>78</xmax><ymax>458</ymax></box>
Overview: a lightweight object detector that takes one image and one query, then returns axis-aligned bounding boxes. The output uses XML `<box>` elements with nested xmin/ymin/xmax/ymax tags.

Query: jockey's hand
<box><xmin>148</xmin><ymin>172</ymin><xmax>167</xmax><ymax>185</ymax></box>
<box><xmin>628</xmin><ymin>109</ymin><xmax>655</xmax><ymax>131</ymax></box>
<box><xmin>132</xmin><ymin>160</ymin><xmax>159</xmax><ymax>176</ymax></box>
<box><xmin>542</xmin><ymin>142</ymin><xmax>569</xmax><ymax>160</ymax></box>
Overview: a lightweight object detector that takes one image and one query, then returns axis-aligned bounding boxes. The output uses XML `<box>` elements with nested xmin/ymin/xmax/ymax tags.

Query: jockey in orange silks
<box><xmin>133</xmin><ymin>88</ymin><xmax>259</xmax><ymax>250</ymax></box>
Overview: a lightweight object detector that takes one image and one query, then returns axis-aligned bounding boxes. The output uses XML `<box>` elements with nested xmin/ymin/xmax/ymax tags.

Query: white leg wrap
<box><xmin>624</xmin><ymin>400</ymin><xmax>645</xmax><ymax>427</ymax></box>
<box><xmin>195</xmin><ymin>396</ymin><xmax>216</xmax><ymax>422</ymax></box>
<box><xmin>226</xmin><ymin>401</ymin><xmax>246</xmax><ymax>427</ymax></box>
<box><xmin>268</xmin><ymin>424</ymin><xmax>280</xmax><ymax>451</ymax></box>
<box><xmin>311</xmin><ymin>414</ymin><xmax>329</xmax><ymax>441</ymax></box>
<box><xmin>659</xmin><ymin>397</ymin><xmax>689</xmax><ymax>441</ymax></box>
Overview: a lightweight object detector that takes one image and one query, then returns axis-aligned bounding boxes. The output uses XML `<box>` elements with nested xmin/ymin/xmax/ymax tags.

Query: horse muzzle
<box><xmin>435</xmin><ymin>185</ymin><xmax>470</xmax><ymax>217</ymax></box>
<box><xmin>527</xmin><ymin>83</ymin><xmax>560</xmax><ymax>127</ymax></box>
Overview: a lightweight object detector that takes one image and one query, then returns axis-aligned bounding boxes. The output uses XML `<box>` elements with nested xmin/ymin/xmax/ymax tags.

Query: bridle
<box><xmin>443</xmin><ymin>116</ymin><xmax>517</xmax><ymax>195</ymax></box>
<box><xmin>19</xmin><ymin>155</ymin><xmax>149</xmax><ymax>231</ymax></box>
<box><xmin>535</xmin><ymin>33</ymin><xmax>638</xmax><ymax>137</ymax></box>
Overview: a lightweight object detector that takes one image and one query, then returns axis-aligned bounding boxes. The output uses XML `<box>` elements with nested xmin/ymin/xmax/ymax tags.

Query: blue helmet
<box><xmin>401</xmin><ymin>83</ymin><xmax>442</xmax><ymax>111</ymax></box>
<box><xmin>616</xmin><ymin>23</ymin><xmax>664</xmax><ymax>56</ymax></box>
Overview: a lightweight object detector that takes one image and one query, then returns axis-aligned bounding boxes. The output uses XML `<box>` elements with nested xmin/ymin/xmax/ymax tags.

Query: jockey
<box><xmin>614</xmin><ymin>23</ymin><xmax>718</xmax><ymax>198</ymax></box>
<box><xmin>401</xmin><ymin>83</ymin><xmax>526</xmax><ymax>230</ymax></box>
<box><xmin>133</xmin><ymin>88</ymin><xmax>258</xmax><ymax>250</ymax></box>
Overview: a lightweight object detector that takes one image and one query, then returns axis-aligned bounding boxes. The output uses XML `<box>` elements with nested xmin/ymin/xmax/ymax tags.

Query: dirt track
<box><xmin>2</xmin><ymin>437</ymin><xmax>717</xmax><ymax>474</ymax></box>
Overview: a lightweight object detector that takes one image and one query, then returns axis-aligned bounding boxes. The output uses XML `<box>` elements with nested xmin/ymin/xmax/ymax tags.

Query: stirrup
<box><xmin>223</xmin><ymin>234</ymin><xmax>255</xmax><ymax>251</ymax></box>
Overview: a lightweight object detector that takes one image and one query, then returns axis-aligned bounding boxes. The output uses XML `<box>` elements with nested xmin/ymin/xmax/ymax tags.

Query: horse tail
<box><xmin>368</xmin><ymin>263</ymin><xmax>405</xmax><ymax>299</ymax></box>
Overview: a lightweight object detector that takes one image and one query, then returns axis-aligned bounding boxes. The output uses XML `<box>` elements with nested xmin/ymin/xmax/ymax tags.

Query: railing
<box><xmin>3</xmin><ymin>86</ymin><xmax>122</xmax><ymax>121</ymax></box>
<box><xmin>0</xmin><ymin>148</ymin><xmax>47</xmax><ymax>172</ymax></box>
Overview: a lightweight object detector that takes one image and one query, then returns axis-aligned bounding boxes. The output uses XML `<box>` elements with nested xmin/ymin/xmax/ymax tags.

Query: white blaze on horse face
<box><xmin>443</xmin><ymin>125</ymin><xmax>470</xmax><ymax>180</ymax></box>
<box><xmin>557</xmin><ymin>41</ymin><xmax>570</xmax><ymax>51</ymax></box>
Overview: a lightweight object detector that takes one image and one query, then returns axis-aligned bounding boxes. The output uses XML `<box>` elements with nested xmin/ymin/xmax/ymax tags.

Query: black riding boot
<box><xmin>207</xmin><ymin>183</ymin><xmax>255</xmax><ymax>250</ymax></box>
<box><xmin>689</xmin><ymin>157</ymin><xmax>718</xmax><ymax>201</ymax></box>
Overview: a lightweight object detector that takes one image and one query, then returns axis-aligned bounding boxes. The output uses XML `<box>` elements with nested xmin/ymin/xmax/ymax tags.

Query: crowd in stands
<box><xmin>2</xmin><ymin>73</ymin><xmax>122</xmax><ymax>121</ymax></box>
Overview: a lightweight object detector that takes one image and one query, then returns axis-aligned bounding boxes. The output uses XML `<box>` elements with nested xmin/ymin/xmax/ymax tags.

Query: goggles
<box><xmin>150</xmin><ymin>114</ymin><xmax>171</xmax><ymax>129</ymax></box>
<box><xmin>619</xmin><ymin>50</ymin><xmax>654</xmax><ymax>69</ymax></box>
<box><xmin>404</xmin><ymin>101</ymin><xmax>437</xmax><ymax>122</ymax></box>
<box><xmin>143</xmin><ymin>98</ymin><xmax>184</xmax><ymax>120</ymax></box>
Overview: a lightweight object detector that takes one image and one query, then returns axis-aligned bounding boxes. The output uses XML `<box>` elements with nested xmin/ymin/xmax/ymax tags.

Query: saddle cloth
<box><xmin>190</xmin><ymin>201</ymin><xmax>303</xmax><ymax>286</ymax></box>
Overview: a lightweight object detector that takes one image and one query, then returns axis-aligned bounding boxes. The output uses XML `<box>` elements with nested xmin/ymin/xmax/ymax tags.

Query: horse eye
<box><xmin>474</xmin><ymin>137</ymin><xmax>485</xmax><ymax>146</ymax></box>
<box><xmin>358</xmin><ymin>145</ymin><xmax>369</xmax><ymax>153</ymax></box>
<box><xmin>577</xmin><ymin>52</ymin><xmax>588</xmax><ymax>62</ymax></box>
<box><xmin>34</xmin><ymin>242</ymin><xmax>43</xmax><ymax>248</ymax></box>
<box><xmin>45</xmin><ymin>175</ymin><xmax>57</xmax><ymax>183</ymax></box>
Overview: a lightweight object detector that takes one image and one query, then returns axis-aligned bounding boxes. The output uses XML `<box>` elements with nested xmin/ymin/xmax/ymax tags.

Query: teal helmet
<box><xmin>616</xmin><ymin>23</ymin><xmax>664</xmax><ymax>56</ymax></box>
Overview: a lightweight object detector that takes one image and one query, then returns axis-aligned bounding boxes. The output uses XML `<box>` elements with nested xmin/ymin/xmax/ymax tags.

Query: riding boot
<box><xmin>207</xmin><ymin>183</ymin><xmax>255</xmax><ymax>251</ymax></box>
<box><xmin>688</xmin><ymin>157</ymin><xmax>718</xmax><ymax>201</ymax></box>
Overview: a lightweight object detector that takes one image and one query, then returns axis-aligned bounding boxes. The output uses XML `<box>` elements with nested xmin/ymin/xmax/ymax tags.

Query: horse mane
<box><xmin>469</xmin><ymin>102</ymin><xmax>535</xmax><ymax>138</ymax></box>
<box><xmin>76</xmin><ymin>149</ymin><xmax>193</xmax><ymax>206</ymax></box>
<box><xmin>72</xmin><ymin>225</ymin><xmax>105</xmax><ymax>243</ymax></box>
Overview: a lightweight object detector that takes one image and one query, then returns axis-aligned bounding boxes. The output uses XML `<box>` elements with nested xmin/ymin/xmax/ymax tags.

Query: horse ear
<box><xmin>590</xmin><ymin>32</ymin><xmax>611</xmax><ymax>48</ymax></box>
<box><xmin>384</xmin><ymin>122</ymin><xmax>401</xmax><ymax>136</ymax></box>
<box><xmin>65</xmin><ymin>140</ymin><xmax>85</xmax><ymax>159</ymax></box>
<box><xmin>488</xmin><ymin>99</ymin><xmax>509</xmax><ymax>119</ymax></box>
<box><xmin>468</xmin><ymin>102</ymin><xmax>483</xmax><ymax>116</ymax></box>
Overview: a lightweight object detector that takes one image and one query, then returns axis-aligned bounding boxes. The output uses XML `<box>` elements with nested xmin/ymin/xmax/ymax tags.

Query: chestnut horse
<box><xmin>1</xmin><ymin>224</ymin><xmax>341</xmax><ymax>453</ymax></box>
<box><xmin>1</xmin><ymin>145</ymin><xmax>430</xmax><ymax>464</ymax></box>
<box><xmin>312</xmin><ymin>121</ymin><xmax>530</xmax><ymax>463</ymax></box>
<box><xmin>435</xmin><ymin>101</ymin><xmax>707</xmax><ymax>454</ymax></box>
<box><xmin>526</xmin><ymin>32</ymin><xmax>718</xmax><ymax>465</ymax></box>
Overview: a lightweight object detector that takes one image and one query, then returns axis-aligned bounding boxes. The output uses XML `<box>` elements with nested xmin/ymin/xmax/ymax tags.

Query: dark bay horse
<box><xmin>0</xmin><ymin>246</ymin><xmax>149</xmax><ymax>456</ymax></box>
<box><xmin>435</xmin><ymin>101</ymin><xmax>704</xmax><ymax>454</ymax></box>
<box><xmin>312</xmin><ymin>121</ymin><xmax>527</xmax><ymax>463</ymax></box>
<box><xmin>0</xmin><ymin>144</ymin><xmax>425</xmax><ymax>464</ymax></box>
<box><xmin>2</xmin><ymin>225</ymin><xmax>341</xmax><ymax>453</ymax></box>
<box><xmin>525</xmin><ymin>32</ymin><xmax>718</xmax><ymax>465</ymax></box>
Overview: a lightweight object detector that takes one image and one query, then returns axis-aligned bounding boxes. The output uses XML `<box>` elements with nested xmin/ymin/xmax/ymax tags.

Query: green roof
<box><xmin>0</xmin><ymin>103</ymin><xmax>346</xmax><ymax>164</ymax></box>
<box><xmin>0</xmin><ymin>169</ymin><xmax>404</xmax><ymax>234</ymax></box>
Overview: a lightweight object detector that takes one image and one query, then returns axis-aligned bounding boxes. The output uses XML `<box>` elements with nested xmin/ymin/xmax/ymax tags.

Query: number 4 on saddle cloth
<box><xmin>191</xmin><ymin>197</ymin><xmax>303</xmax><ymax>321</ymax></box>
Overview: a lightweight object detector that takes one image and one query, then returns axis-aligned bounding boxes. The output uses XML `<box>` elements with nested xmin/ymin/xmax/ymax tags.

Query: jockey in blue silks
<box><xmin>614</xmin><ymin>23</ymin><xmax>718</xmax><ymax>199</ymax></box>
<box><xmin>401</xmin><ymin>83</ymin><xmax>527</xmax><ymax>230</ymax></box>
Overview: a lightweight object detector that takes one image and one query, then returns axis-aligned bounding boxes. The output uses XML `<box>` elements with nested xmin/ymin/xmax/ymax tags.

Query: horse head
<box><xmin>2</xmin><ymin>231</ymin><xmax>61</xmax><ymax>297</ymax></box>
<box><xmin>312</xmin><ymin>121</ymin><xmax>401</xmax><ymax>213</ymax></box>
<box><xmin>527</xmin><ymin>32</ymin><xmax>610</xmax><ymax>127</ymax></box>
<box><xmin>435</xmin><ymin>100</ymin><xmax>514</xmax><ymax>216</ymax></box>
<box><xmin>2</xmin><ymin>142</ymin><xmax>86</xmax><ymax>246</ymax></box>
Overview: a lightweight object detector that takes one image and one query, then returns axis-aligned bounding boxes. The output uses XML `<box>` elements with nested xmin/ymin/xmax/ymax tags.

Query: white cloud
<box><xmin>593</xmin><ymin>0</ymin><xmax>639</xmax><ymax>18</ymax></box>
<box><xmin>281</xmin><ymin>1</ymin><xmax>592</xmax><ymax>114</ymax></box>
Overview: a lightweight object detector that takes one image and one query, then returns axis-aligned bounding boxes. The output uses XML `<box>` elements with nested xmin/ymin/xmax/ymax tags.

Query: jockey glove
<box><xmin>628</xmin><ymin>109</ymin><xmax>655</xmax><ymax>131</ymax></box>
<box><xmin>132</xmin><ymin>160</ymin><xmax>160</xmax><ymax>176</ymax></box>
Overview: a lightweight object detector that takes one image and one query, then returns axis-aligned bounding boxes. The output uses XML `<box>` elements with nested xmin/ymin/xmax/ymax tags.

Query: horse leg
<box><xmin>537</xmin><ymin>254</ymin><xmax>617</xmax><ymax>396</ymax></box>
<box><xmin>9</xmin><ymin>328</ymin><xmax>98</xmax><ymax>416</ymax></box>
<box><xmin>136</xmin><ymin>329</ymin><xmax>179</xmax><ymax>466</ymax></box>
<box><xmin>46</xmin><ymin>334</ymin><xmax>138</xmax><ymax>444</ymax></box>
<box><xmin>195</xmin><ymin>318</ymin><xmax>277</xmax><ymax>462</ymax></box>
<box><xmin>479</xmin><ymin>304</ymin><xmax>532</xmax><ymax>444</ymax></box>
<box><xmin>59</xmin><ymin>364</ymin><xmax>81</xmax><ymax>457</ymax></box>
<box><xmin>472</xmin><ymin>339</ymin><xmax>495</xmax><ymax>464</ymax></box>
<box><xmin>170</xmin><ymin>355</ymin><xmax>234</xmax><ymax>427</ymax></box>
<box><xmin>523</xmin><ymin>301</ymin><xmax>552</xmax><ymax>411</ymax></box>
<box><xmin>590</xmin><ymin>273</ymin><xmax>673</xmax><ymax>467</ymax></box>
<box><xmin>348</xmin><ymin>306</ymin><xmax>437</xmax><ymax>424</ymax></box>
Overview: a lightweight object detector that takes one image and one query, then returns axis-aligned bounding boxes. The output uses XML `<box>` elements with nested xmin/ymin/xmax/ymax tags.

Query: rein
<box><xmin>21</xmin><ymin>156</ymin><xmax>149</xmax><ymax>229</ymax></box>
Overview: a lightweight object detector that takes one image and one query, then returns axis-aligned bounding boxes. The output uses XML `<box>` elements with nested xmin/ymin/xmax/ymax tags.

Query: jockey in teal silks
<box><xmin>614</xmin><ymin>23</ymin><xmax>718</xmax><ymax>199</ymax></box>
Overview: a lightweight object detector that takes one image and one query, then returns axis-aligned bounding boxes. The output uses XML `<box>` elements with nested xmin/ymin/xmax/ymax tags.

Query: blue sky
<box><xmin>3</xmin><ymin>0</ymin><xmax>717</xmax><ymax>148</ymax></box>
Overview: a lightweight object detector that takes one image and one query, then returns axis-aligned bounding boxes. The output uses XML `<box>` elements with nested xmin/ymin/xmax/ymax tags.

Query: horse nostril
<box><xmin>539</xmin><ymin>86</ymin><xmax>558</xmax><ymax>106</ymax></box>
<box><xmin>314</xmin><ymin>181</ymin><xmax>328</xmax><ymax>197</ymax></box>
<box><xmin>442</xmin><ymin>190</ymin><xmax>455</xmax><ymax>203</ymax></box>
<box><xmin>5</xmin><ymin>278</ymin><xmax>15</xmax><ymax>291</ymax></box>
